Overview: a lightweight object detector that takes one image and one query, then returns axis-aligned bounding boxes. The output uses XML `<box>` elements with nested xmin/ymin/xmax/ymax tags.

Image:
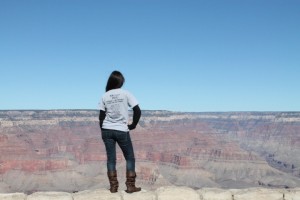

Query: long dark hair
<box><xmin>105</xmin><ymin>71</ymin><xmax>125</xmax><ymax>92</ymax></box>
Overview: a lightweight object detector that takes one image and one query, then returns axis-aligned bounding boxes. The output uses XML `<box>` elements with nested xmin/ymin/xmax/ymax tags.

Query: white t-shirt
<box><xmin>99</xmin><ymin>88</ymin><xmax>138</xmax><ymax>132</ymax></box>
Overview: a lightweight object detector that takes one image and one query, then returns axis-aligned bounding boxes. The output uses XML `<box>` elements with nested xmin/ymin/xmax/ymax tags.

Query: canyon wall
<box><xmin>0</xmin><ymin>110</ymin><xmax>300</xmax><ymax>193</ymax></box>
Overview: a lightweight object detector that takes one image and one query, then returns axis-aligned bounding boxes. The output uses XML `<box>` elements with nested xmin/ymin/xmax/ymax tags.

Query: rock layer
<box><xmin>0</xmin><ymin>186</ymin><xmax>300</xmax><ymax>200</ymax></box>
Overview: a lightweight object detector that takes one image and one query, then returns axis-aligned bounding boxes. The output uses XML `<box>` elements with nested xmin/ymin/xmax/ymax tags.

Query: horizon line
<box><xmin>0</xmin><ymin>109</ymin><xmax>299</xmax><ymax>113</ymax></box>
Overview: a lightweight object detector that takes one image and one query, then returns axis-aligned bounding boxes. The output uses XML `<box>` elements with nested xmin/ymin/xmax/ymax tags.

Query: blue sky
<box><xmin>0</xmin><ymin>0</ymin><xmax>299</xmax><ymax>112</ymax></box>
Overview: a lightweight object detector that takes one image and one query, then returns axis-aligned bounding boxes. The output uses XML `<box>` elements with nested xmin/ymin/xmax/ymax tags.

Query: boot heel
<box><xmin>125</xmin><ymin>171</ymin><xmax>141</xmax><ymax>193</ymax></box>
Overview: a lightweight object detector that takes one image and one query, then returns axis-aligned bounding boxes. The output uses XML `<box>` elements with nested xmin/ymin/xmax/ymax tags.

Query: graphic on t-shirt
<box><xmin>110</xmin><ymin>104</ymin><xmax>121</xmax><ymax>119</ymax></box>
<box><xmin>107</xmin><ymin>94</ymin><xmax>125</xmax><ymax>121</ymax></box>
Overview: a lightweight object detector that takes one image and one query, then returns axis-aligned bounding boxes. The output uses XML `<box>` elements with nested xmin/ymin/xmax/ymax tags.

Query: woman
<box><xmin>99</xmin><ymin>70</ymin><xmax>141</xmax><ymax>193</ymax></box>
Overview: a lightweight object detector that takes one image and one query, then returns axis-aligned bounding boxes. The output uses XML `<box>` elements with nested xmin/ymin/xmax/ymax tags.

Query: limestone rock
<box><xmin>284</xmin><ymin>189</ymin><xmax>300</xmax><ymax>200</ymax></box>
<box><xmin>72</xmin><ymin>189</ymin><xmax>121</xmax><ymax>200</ymax></box>
<box><xmin>232</xmin><ymin>188</ymin><xmax>284</xmax><ymax>200</ymax></box>
<box><xmin>198</xmin><ymin>188</ymin><xmax>232</xmax><ymax>200</ymax></box>
<box><xmin>27</xmin><ymin>192</ymin><xmax>72</xmax><ymax>200</ymax></box>
<box><xmin>122</xmin><ymin>189</ymin><xmax>156</xmax><ymax>200</ymax></box>
<box><xmin>156</xmin><ymin>186</ymin><xmax>200</xmax><ymax>200</ymax></box>
<box><xmin>1</xmin><ymin>187</ymin><xmax>300</xmax><ymax>200</ymax></box>
<box><xmin>0</xmin><ymin>193</ymin><xmax>26</xmax><ymax>200</ymax></box>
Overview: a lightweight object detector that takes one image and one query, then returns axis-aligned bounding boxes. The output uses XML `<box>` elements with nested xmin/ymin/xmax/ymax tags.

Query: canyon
<box><xmin>0</xmin><ymin>110</ymin><xmax>300</xmax><ymax>193</ymax></box>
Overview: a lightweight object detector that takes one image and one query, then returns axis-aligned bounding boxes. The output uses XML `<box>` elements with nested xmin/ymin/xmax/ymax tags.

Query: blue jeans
<box><xmin>101</xmin><ymin>129</ymin><xmax>135</xmax><ymax>171</ymax></box>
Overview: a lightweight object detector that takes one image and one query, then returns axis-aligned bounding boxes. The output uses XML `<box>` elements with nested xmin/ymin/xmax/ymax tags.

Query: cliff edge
<box><xmin>0</xmin><ymin>186</ymin><xmax>299</xmax><ymax>200</ymax></box>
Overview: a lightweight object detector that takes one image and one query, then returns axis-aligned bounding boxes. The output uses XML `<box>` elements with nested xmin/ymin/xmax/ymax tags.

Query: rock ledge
<box><xmin>1</xmin><ymin>186</ymin><xmax>300</xmax><ymax>200</ymax></box>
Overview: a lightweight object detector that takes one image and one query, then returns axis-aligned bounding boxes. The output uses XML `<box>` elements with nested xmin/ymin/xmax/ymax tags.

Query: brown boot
<box><xmin>107</xmin><ymin>171</ymin><xmax>118</xmax><ymax>193</ymax></box>
<box><xmin>125</xmin><ymin>171</ymin><xmax>141</xmax><ymax>193</ymax></box>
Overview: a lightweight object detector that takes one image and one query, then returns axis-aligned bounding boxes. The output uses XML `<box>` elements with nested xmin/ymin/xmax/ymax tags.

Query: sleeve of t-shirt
<box><xmin>126</xmin><ymin>91</ymin><xmax>138</xmax><ymax>108</ymax></box>
<box><xmin>99</xmin><ymin>96</ymin><xmax>106</xmax><ymax>111</ymax></box>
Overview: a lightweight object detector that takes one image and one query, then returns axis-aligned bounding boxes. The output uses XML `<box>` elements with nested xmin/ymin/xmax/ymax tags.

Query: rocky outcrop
<box><xmin>1</xmin><ymin>110</ymin><xmax>300</xmax><ymax>192</ymax></box>
<box><xmin>0</xmin><ymin>186</ymin><xmax>300</xmax><ymax>200</ymax></box>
